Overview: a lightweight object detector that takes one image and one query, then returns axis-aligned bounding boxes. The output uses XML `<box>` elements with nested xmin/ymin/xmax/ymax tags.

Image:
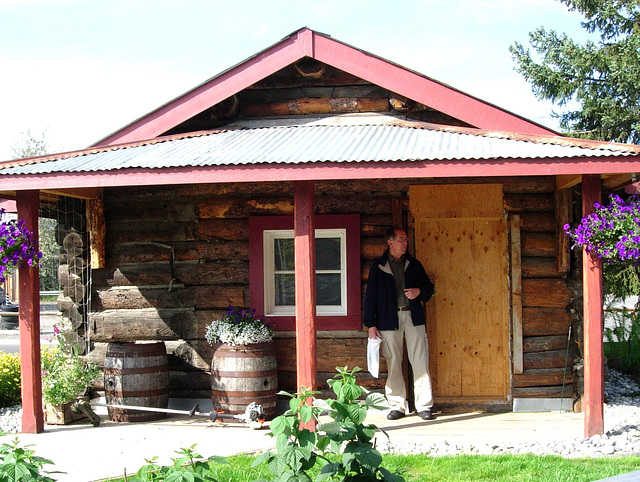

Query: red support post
<box><xmin>582</xmin><ymin>174</ymin><xmax>604</xmax><ymax>437</ymax></box>
<box><xmin>16</xmin><ymin>190</ymin><xmax>44</xmax><ymax>434</ymax></box>
<box><xmin>294</xmin><ymin>181</ymin><xmax>317</xmax><ymax>430</ymax></box>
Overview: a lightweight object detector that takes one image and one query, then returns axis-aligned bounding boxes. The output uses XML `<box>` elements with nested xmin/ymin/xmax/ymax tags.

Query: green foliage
<box><xmin>37</xmin><ymin>218</ymin><xmax>59</xmax><ymax>292</ymax></box>
<box><xmin>604</xmin><ymin>296</ymin><xmax>640</xmax><ymax>372</ymax></box>
<box><xmin>0</xmin><ymin>353</ymin><xmax>21</xmax><ymax>408</ymax></box>
<box><xmin>254</xmin><ymin>366</ymin><xmax>403</xmax><ymax>482</ymax></box>
<box><xmin>41</xmin><ymin>341</ymin><xmax>101</xmax><ymax>405</ymax></box>
<box><xmin>510</xmin><ymin>0</ymin><xmax>640</xmax><ymax>143</ymax></box>
<box><xmin>0</xmin><ymin>438</ymin><xmax>57</xmax><ymax>482</ymax></box>
<box><xmin>127</xmin><ymin>445</ymin><xmax>227</xmax><ymax>482</ymax></box>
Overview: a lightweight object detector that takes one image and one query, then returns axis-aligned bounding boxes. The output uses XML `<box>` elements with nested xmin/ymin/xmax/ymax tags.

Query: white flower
<box><xmin>205</xmin><ymin>307</ymin><xmax>273</xmax><ymax>346</ymax></box>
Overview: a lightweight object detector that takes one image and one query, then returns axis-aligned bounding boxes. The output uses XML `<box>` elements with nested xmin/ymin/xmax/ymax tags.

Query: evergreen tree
<box><xmin>510</xmin><ymin>0</ymin><xmax>640</xmax><ymax>143</ymax></box>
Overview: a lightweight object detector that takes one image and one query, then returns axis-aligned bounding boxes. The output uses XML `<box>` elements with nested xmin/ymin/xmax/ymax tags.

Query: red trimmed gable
<box><xmin>95</xmin><ymin>28</ymin><xmax>556</xmax><ymax>147</ymax></box>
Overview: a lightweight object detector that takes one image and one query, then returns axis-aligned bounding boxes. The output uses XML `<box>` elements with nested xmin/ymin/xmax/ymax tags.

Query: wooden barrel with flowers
<box><xmin>207</xmin><ymin>307</ymin><xmax>278</xmax><ymax>419</ymax></box>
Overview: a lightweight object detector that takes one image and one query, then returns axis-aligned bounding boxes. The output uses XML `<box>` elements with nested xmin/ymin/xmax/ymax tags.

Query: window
<box><xmin>249</xmin><ymin>215</ymin><xmax>360</xmax><ymax>331</ymax></box>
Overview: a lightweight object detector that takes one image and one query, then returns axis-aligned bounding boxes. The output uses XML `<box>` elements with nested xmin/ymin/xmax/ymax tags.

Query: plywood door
<box><xmin>410</xmin><ymin>185</ymin><xmax>509</xmax><ymax>401</ymax></box>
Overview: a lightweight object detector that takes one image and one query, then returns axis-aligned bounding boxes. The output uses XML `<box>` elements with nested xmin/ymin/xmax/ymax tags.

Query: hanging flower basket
<box><xmin>0</xmin><ymin>209</ymin><xmax>42</xmax><ymax>282</ymax></box>
<box><xmin>564</xmin><ymin>194</ymin><xmax>640</xmax><ymax>264</ymax></box>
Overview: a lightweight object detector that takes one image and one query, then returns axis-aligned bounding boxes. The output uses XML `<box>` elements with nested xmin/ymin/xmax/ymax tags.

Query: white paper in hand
<box><xmin>367</xmin><ymin>337</ymin><xmax>382</xmax><ymax>378</ymax></box>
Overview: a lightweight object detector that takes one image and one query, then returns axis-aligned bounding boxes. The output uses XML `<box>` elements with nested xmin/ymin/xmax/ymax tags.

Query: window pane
<box><xmin>316</xmin><ymin>238</ymin><xmax>341</xmax><ymax>270</ymax></box>
<box><xmin>274</xmin><ymin>238</ymin><xmax>294</xmax><ymax>271</ymax></box>
<box><xmin>275</xmin><ymin>273</ymin><xmax>295</xmax><ymax>306</ymax></box>
<box><xmin>317</xmin><ymin>273</ymin><xmax>341</xmax><ymax>305</ymax></box>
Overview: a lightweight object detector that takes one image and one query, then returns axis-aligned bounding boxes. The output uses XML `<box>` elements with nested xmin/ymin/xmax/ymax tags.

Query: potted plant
<box><xmin>0</xmin><ymin>208</ymin><xmax>42</xmax><ymax>283</ymax></box>
<box><xmin>564</xmin><ymin>193</ymin><xmax>640</xmax><ymax>264</ymax></box>
<box><xmin>41</xmin><ymin>325</ymin><xmax>101</xmax><ymax>424</ymax></box>
<box><xmin>205</xmin><ymin>306</ymin><xmax>278</xmax><ymax>418</ymax></box>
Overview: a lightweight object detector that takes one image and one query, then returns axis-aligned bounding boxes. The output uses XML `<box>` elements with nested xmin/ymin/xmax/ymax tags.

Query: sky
<box><xmin>0</xmin><ymin>0</ymin><xmax>594</xmax><ymax>161</ymax></box>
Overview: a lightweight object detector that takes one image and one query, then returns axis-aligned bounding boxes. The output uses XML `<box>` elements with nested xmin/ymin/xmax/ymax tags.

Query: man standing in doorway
<box><xmin>363</xmin><ymin>227</ymin><xmax>435</xmax><ymax>420</ymax></box>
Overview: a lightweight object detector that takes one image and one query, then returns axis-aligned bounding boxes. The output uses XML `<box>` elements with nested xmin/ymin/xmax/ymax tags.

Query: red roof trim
<box><xmin>94</xmin><ymin>28</ymin><xmax>557</xmax><ymax>147</ymax></box>
<box><xmin>1</xmin><ymin>157</ymin><xmax>639</xmax><ymax>192</ymax></box>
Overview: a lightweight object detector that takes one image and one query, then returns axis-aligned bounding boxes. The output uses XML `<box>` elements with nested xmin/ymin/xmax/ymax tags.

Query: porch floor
<box><xmin>2</xmin><ymin>408</ymin><xmax>584</xmax><ymax>482</ymax></box>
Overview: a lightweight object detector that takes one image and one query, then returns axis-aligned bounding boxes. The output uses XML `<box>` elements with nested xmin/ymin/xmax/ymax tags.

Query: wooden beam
<box><xmin>555</xmin><ymin>189</ymin><xmax>571</xmax><ymax>273</ymax></box>
<box><xmin>510</xmin><ymin>215</ymin><xmax>523</xmax><ymax>375</ymax></box>
<box><xmin>556</xmin><ymin>175</ymin><xmax>582</xmax><ymax>190</ymax></box>
<box><xmin>88</xmin><ymin>195</ymin><xmax>106</xmax><ymax>269</ymax></box>
<box><xmin>294</xmin><ymin>180</ymin><xmax>317</xmax><ymax>429</ymax></box>
<box><xmin>582</xmin><ymin>174</ymin><xmax>604</xmax><ymax>437</ymax></box>
<box><xmin>16</xmin><ymin>190</ymin><xmax>44</xmax><ymax>434</ymax></box>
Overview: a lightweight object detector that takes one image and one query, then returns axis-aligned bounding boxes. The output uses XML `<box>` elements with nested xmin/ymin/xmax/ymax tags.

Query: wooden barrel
<box><xmin>211</xmin><ymin>342</ymin><xmax>278</xmax><ymax>419</ymax></box>
<box><xmin>104</xmin><ymin>341</ymin><xmax>169</xmax><ymax>422</ymax></box>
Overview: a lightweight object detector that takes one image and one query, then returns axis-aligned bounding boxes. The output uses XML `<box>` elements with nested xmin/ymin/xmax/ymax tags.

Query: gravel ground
<box><xmin>1</xmin><ymin>369</ymin><xmax>639</xmax><ymax>458</ymax></box>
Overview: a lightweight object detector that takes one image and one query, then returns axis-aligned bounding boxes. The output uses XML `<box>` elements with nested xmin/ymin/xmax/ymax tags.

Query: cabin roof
<box><xmin>1</xmin><ymin>115</ymin><xmax>638</xmax><ymax>177</ymax></box>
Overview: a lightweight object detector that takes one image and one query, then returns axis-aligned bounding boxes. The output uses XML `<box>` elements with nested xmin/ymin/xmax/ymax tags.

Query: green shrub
<box><xmin>0</xmin><ymin>352</ymin><xmax>21</xmax><ymax>408</ymax></box>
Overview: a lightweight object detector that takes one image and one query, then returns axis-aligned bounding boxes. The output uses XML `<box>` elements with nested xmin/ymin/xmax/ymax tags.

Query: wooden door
<box><xmin>410</xmin><ymin>184</ymin><xmax>509</xmax><ymax>402</ymax></box>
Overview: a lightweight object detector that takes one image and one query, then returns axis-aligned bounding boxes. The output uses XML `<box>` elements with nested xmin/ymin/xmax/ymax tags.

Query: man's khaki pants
<box><xmin>380</xmin><ymin>310</ymin><xmax>433</xmax><ymax>413</ymax></box>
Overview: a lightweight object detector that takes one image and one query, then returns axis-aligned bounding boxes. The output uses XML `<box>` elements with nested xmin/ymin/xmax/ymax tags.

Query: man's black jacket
<box><xmin>363</xmin><ymin>249</ymin><xmax>435</xmax><ymax>331</ymax></box>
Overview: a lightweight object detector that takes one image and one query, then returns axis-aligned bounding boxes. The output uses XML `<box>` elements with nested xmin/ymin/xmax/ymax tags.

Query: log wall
<box><xmin>88</xmin><ymin>176</ymin><xmax>576</xmax><ymax>404</ymax></box>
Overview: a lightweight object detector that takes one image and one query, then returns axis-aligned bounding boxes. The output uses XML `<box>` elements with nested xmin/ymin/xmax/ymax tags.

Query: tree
<box><xmin>510</xmin><ymin>0</ymin><xmax>640</xmax><ymax>143</ymax></box>
<box><xmin>10</xmin><ymin>131</ymin><xmax>60</xmax><ymax>292</ymax></box>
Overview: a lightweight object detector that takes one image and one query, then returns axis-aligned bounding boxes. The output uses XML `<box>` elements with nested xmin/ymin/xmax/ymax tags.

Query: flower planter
<box><xmin>44</xmin><ymin>401</ymin><xmax>84</xmax><ymax>425</ymax></box>
<box><xmin>210</xmin><ymin>342</ymin><xmax>278</xmax><ymax>419</ymax></box>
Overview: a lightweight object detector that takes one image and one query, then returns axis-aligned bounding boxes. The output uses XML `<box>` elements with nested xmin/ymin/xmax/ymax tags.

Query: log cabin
<box><xmin>1</xmin><ymin>28</ymin><xmax>637</xmax><ymax>436</ymax></box>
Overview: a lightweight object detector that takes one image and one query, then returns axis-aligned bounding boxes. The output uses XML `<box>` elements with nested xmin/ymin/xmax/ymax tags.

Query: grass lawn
<box><xmin>100</xmin><ymin>453</ymin><xmax>640</xmax><ymax>481</ymax></box>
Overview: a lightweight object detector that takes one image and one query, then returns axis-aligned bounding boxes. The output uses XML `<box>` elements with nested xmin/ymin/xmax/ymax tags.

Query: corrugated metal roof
<box><xmin>1</xmin><ymin>119</ymin><xmax>639</xmax><ymax>176</ymax></box>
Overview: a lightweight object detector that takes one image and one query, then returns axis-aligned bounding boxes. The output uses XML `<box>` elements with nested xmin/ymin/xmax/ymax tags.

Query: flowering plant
<box><xmin>205</xmin><ymin>306</ymin><xmax>273</xmax><ymax>346</ymax></box>
<box><xmin>41</xmin><ymin>326</ymin><xmax>101</xmax><ymax>405</ymax></box>
<box><xmin>564</xmin><ymin>194</ymin><xmax>640</xmax><ymax>264</ymax></box>
<box><xmin>0</xmin><ymin>209</ymin><xmax>42</xmax><ymax>283</ymax></box>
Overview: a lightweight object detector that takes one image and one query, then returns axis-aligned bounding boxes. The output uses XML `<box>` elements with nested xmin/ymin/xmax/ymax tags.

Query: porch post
<box><xmin>16</xmin><ymin>190</ymin><xmax>44</xmax><ymax>434</ymax></box>
<box><xmin>294</xmin><ymin>181</ymin><xmax>317</xmax><ymax>395</ymax></box>
<box><xmin>582</xmin><ymin>175</ymin><xmax>604</xmax><ymax>437</ymax></box>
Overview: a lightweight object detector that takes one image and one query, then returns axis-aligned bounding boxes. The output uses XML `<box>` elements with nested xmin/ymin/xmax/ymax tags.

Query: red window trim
<box><xmin>249</xmin><ymin>214</ymin><xmax>361</xmax><ymax>331</ymax></box>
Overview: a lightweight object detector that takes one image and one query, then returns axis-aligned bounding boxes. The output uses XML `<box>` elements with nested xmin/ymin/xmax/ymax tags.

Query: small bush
<box><xmin>0</xmin><ymin>352</ymin><xmax>21</xmax><ymax>408</ymax></box>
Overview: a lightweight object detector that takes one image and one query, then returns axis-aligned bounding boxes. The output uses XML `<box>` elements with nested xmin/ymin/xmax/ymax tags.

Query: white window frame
<box><xmin>263</xmin><ymin>228</ymin><xmax>347</xmax><ymax>317</ymax></box>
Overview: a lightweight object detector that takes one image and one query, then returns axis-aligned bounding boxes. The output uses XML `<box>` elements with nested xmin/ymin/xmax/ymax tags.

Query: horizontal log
<box><xmin>196</xmin><ymin>219</ymin><xmax>248</xmax><ymax>241</ymax></box>
<box><xmin>241</xmin><ymin>97</ymin><xmax>389</xmax><ymax>117</ymax></box>
<box><xmin>195</xmin><ymin>285</ymin><xmax>246</xmax><ymax>310</ymax></box>
<box><xmin>501</xmin><ymin>177</ymin><xmax>555</xmax><ymax>194</ymax></box>
<box><xmin>512</xmin><ymin>385</ymin><xmax>574</xmax><ymax>398</ymax></box>
<box><xmin>523</xmin><ymin>335</ymin><xmax>568</xmax><ymax>353</ymax></box>
<box><xmin>513</xmin><ymin>368</ymin><xmax>573</xmax><ymax>388</ymax></box>
<box><xmin>92</xmin><ymin>286</ymin><xmax>196</xmax><ymax>311</ymax></box>
<box><xmin>108</xmin><ymin>221</ymin><xmax>198</xmax><ymax>243</ymax></box>
<box><xmin>250</xmin><ymin>63</ymin><xmax>369</xmax><ymax>89</ymax></box>
<box><xmin>91</xmin><ymin>308</ymin><xmax>198</xmax><ymax>342</ymax></box>
<box><xmin>521</xmin><ymin>257</ymin><xmax>563</xmax><ymax>279</ymax></box>
<box><xmin>173</xmin><ymin>260</ymin><xmax>249</xmax><ymax>285</ymax></box>
<box><xmin>362</xmin><ymin>237</ymin><xmax>387</xmax><ymax>260</ymax></box>
<box><xmin>361</xmin><ymin>215</ymin><xmax>394</xmax><ymax>236</ymax></box>
<box><xmin>241</xmin><ymin>85</ymin><xmax>389</xmax><ymax>103</ymax></box>
<box><xmin>521</xmin><ymin>232</ymin><xmax>556</xmax><ymax>257</ymax></box>
<box><xmin>316</xmin><ymin>196</ymin><xmax>393</xmax><ymax>216</ymax></box>
<box><xmin>93</xmin><ymin>264</ymin><xmax>173</xmax><ymax>287</ymax></box>
<box><xmin>523</xmin><ymin>307</ymin><xmax>571</xmax><ymax>336</ymax></box>
<box><xmin>169</xmin><ymin>370</ymin><xmax>211</xmax><ymax>391</ymax></box>
<box><xmin>523</xmin><ymin>349</ymin><xmax>573</xmax><ymax>370</ymax></box>
<box><xmin>109</xmin><ymin>243</ymin><xmax>174</xmax><ymax>264</ymax></box>
<box><xmin>173</xmin><ymin>240</ymin><xmax>249</xmax><ymax>262</ymax></box>
<box><xmin>523</xmin><ymin>279</ymin><xmax>572</xmax><ymax>308</ymax></box>
<box><xmin>520</xmin><ymin>212</ymin><xmax>556</xmax><ymax>232</ymax></box>
<box><xmin>504</xmin><ymin>193</ymin><xmax>554</xmax><ymax>213</ymax></box>
<box><xmin>197</xmin><ymin>198</ymin><xmax>293</xmax><ymax>219</ymax></box>
<box><xmin>105</xmin><ymin>199</ymin><xmax>197</xmax><ymax>222</ymax></box>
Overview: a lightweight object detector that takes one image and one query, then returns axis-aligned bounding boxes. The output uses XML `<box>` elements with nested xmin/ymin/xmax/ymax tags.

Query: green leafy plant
<box><xmin>205</xmin><ymin>306</ymin><xmax>273</xmax><ymax>346</ymax></box>
<box><xmin>0</xmin><ymin>438</ymin><xmax>57</xmax><ymax>482</ymax></box>
<box><xmin>253</xmin><ymin>366</ymin><xmax>404</xmax><ymax>482</ymax></box>
<box><xmin>40</xmin><ymin>326</ymin><xmax>101</xmax><ymax>405</ymax></box>
<box><xmin>128</xmin><ymin>444</ymin><xmax>227</xmax><ymax>482</ymax></box>
<box><xmin>0</xmin><ymin>352</ymin><xmax>21</xmax><ymax>408</ymax></box>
